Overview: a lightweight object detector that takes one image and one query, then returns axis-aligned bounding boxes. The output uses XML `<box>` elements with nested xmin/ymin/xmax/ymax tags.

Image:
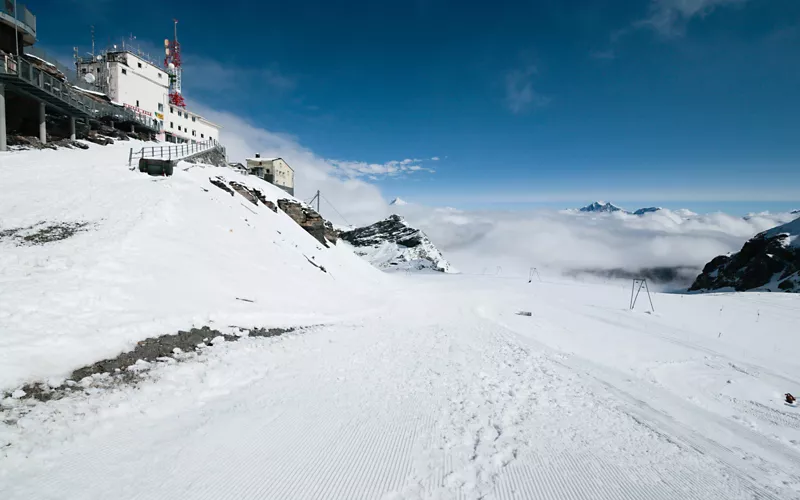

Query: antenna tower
<box><xmin>164</xmin><ymin>19</ymin><xmax>185</xmax><ymax>108</ymax></box>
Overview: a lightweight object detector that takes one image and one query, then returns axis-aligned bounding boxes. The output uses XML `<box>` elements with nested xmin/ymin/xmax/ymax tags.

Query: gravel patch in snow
<box><xmin>2</xmin><ymin>325</ymin><xmax>294</xmax><ymax>405</ymax></box>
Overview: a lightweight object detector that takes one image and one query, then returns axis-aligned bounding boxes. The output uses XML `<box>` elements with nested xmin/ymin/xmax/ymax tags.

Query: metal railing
<box><xmin>128</xmin><ymin>140</ymin><xmax>223</xmax><ymax>166</ymax></box>
<box><xmin>0</xmin><ymin>2</ymin><xmax>36</xmax><ymax>37</ymax></box>
<box><xmin>1</xmin><ymin>54</ymin><xmax>161</xmax><ymax>132</ymax></box>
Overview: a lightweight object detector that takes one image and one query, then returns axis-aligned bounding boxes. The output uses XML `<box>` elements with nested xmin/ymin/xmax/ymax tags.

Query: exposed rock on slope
<box><xmin>277</xmin><ymin>199</ymin><xmax>338</xmax><ymax>247</ymax></box>
<box><xmin>633</xmin><ymin>207</ymin><xmax>661</xmax><ymax>215</ymax></box>
<box><xmin>339</xmin><ymin>215</ymin><xmax>452</xmax><ymax>272</ymax></box>
<box><xmin>690</xmin><ymin>217</ymin><xmax>800</xmax><ymax>292</ymax></box>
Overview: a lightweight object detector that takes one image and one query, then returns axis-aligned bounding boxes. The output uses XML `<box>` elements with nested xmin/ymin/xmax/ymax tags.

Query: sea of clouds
<box><xmin>206</xmin><ymin>107</ymin><xmax>797</xmax><ymax>285</ymax></box>
<box><xmin>390</xmin><ymin>204</ymin><xmax>797</xmax><ymax>282</ymax></box>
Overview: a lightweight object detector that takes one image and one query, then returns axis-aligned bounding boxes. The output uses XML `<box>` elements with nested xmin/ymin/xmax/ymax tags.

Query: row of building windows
<box><xmin>120</xmin><ymin>67</ymin><xmax>162</xmax><ymax>80</ymax></box>
<box><xmin>168</xmin><ymin>107</ymin><xmax>197</xmax><ymax>122</ymax></box>
<box><xmin>167</xmin><ymin>122</ymin><xmax>206</xmax><ymax>138</ymax></box>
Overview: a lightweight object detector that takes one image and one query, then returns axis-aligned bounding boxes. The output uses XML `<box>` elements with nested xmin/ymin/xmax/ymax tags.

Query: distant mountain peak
<box><xmin>579</xmin><ymin>201</ymin><xmax>623</xmax><ymax>213</ymax></box>
<box><xmin>389</xmin><ymin>197</ymin><xmax>408</xmax><ymax>206</ymax></box>
<box><xmin>633</xmin><ymin>207</ymin><xmax>661</xmax><ymax>216</ymax></box>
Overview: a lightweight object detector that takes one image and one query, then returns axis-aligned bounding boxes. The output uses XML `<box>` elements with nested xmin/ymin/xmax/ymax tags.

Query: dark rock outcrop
<box><xmin>689</xmin><ymin>217</ymin><xmax>800</xmax><ymax>292</ymax></box>
<box><xmin>633</xmin><ymin>207</ymin><xmax>661</xmax><ymax>216</ymax></box>
<box><xmin>277</xmin><ymin>199</ymin><xmax>337</xmax><ymax>247</ymax></box>
<box><xmin>209</xmin><ymin>176</ymin><xmax>235</xmax><ymax>196</ymax></box>
<box><xmin>339</xmin><ymin>215</ymin><xmax>452</xmax><ymax>272</ymax></box>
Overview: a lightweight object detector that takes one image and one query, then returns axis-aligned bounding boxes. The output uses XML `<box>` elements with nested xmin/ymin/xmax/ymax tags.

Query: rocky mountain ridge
<box><xmin>690</xmin><ymin>217</ymin><xmax>800</xmax><ymax>293</ymax></box>
<box><xmin>339</xmin><ymin>215</ymin><xmax>452</xmax><ymax>272</ymax></box>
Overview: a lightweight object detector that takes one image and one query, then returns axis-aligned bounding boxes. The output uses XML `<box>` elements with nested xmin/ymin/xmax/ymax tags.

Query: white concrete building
<box><xmin>76</xmin><ymin>50</ymin><xmax>219</xmax><ymax>143</ymax></box>
<box><xmin>246</xmin><ymin>155</ymin><xmax>295</xmax><ymax>195</ymax></box>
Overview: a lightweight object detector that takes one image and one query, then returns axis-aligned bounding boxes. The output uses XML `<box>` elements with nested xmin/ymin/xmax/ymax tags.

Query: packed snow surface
<box><xmin>0</xmin><ymin>141</ymin><xmax>384</xmax><ymax>390</ymax></box>
<box><xmin>2</xmin><ymin>143</ymin><xmax>800</xmax><ymax>499</ymax></box>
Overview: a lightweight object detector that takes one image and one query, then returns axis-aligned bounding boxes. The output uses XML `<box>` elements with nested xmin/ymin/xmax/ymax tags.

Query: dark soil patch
<box><xmin>21</xmin><ymin>222</ymin><xmax>91</xmax><ymax>246</ymax></box>
<box><xmin>4</xmin><ymin>325</ymin><xmax>294</xmax><ymax>404</ymax></box>
<box><xmin>0</xmin><ymin>222</ymin><xmax>91</xmax><ymax>246</ymax></box>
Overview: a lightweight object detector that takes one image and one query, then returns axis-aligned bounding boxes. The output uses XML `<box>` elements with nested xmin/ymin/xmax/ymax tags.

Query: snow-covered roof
<box><xmin>23</xmin><ymin>53</ymin><xmax>57</xmax><ymax>69</ymax></box>
<box><xmin>246</xmin><ymin>157</ymin><xmax>280</xmax><ymax>162</ymax></box>
<box><xmin>72</xmin><ymin>86</ymin><xmax>108</xmax><ymax>98</ymax></box>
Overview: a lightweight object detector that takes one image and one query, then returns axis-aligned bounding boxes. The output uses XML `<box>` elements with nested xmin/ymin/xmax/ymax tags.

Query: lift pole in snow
<box><xmin>308</xmin><ymin>190</ymin><xmax>321</xmax><ymax>212</ymax></box>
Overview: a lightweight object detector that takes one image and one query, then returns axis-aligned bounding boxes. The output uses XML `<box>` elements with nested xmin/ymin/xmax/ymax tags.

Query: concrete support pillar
<box><xmin>69</xmin><ymin>117</ymin><xmax>76</xmax><ymax>141</ymax></box>
<box><xmin>109</xmin><ymin>120</ymin><xmax>114</xmax><ymax>129</ymax></box>
<box><xmin>38</xmin><ymin>102</ymin><xmax>46</xmax><ymax>144</ymax></box>
<box><xmin>0</xmin><ymin>83</ymin><xmax>7</xmax><ymax>152</ymax></box>
<box><xmin>130</xmin><ymin>124</ymin><xmax>135</xmax><ymax>134</ymax></box>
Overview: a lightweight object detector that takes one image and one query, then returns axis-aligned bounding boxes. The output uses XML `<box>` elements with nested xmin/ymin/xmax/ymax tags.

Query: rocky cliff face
<box><xmin>277</xmin><ymin>199</ymin><xmax>338</xmax><ymax>247</ymax></box>
<box><xmin>339</xmin><ymin>215</ymin><xmax>452</xmax><ymax>272</ymax></box>
<box><xmin>689</xmin><ymin>217</ymin><xmax>800</xmax><ymax>292</ymax></box>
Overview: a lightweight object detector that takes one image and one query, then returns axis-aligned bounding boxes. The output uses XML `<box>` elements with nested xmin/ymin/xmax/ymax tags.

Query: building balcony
<box><xmin>0</xmin><ymin>2</ymin><xmax>36</xmax><ymax>46</ymax></box>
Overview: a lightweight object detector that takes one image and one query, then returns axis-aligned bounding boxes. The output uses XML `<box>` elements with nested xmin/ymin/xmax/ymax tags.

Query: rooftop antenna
<box><xmin>91</xmin><ymin>25</ymin><xmax>95</xmax><ymax>57</ymax></box>
<box><xmin>164</xmin><ymin>18</ymin><xmax>185</xmax><ymax>107</ymax></box>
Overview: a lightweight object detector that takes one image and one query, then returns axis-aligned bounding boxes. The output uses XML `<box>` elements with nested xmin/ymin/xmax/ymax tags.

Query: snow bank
<box><xmin>0</xmin><ymin>142</ymin><xmax>384</xmax><ymax>389</ymax></box>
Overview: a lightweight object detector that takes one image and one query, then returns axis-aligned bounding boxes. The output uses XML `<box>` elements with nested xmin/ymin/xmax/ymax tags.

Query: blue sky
<box><xmin>31</xmin><ymin>0</ymin><xmax>800</xmax><ymax>213</ymax></box>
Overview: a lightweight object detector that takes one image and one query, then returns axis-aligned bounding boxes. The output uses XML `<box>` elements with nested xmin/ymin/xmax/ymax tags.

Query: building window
<box><xmin>121</xmin><ymin>68</ymin><xmax>127</xmax><ymax>75</ymax></box>
<box><xmin>201</xmin><ymin>133</ymin><xmax>204</xmax><ymax>138</ymax></box>
<box><xmin>170</xmin><ymin>122</ymin><xmax>173</xmax><ymax>129</ymax></box>
<box><xmin>191</xmin><ymin>116</ymin><xmax>196</xmax><ymax>122</ymax></box>
<box><xmin>177</xmin><ymin>111</ymin><xmax>182</xmax><ymax>117</ymax></box>
<box><xmin>81</xmin><ymin>68</ymin><xmax>86</xmax><ymax>74</ymax></box>
<box><xmin>158</xmin><ymin>73</ymin><xmax>162</xmax><ymax>78</ymax></box>
<box><xmin>157</xmin><ymin>103</ymin><xmax>163</xmax><ymax>112</ymax></box>
<box><xmin>138</xmin><ymin>62</ymin><xmax>142</xmax><ymax>68</ymax></box>
<box><xmin>136</xmin><ymin>100</ymin><xmax>139</xmax><ymax>107</ymax></box>
<box><xmin>192</xmin><ymin>130</ymin><xmax>196</xmax><ymax>136</ymax></box>
<box><xmin>178</xmin><ymin>126</ymin><xmax>182</xmax><ymax>131</ymax></box>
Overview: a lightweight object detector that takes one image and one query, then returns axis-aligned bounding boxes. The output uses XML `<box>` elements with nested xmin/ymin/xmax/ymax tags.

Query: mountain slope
<box><xmin>690</xmin><ymin>216</ymin><xmax>800</xmax><ymax>292</ymax></box>
<box><xmin>0</xmin><ymin>141</ymin><xmax>384</xmax><ymax>389</ymax></box>
<box><xmin>339</xmin><ymin>215</ymin><xmax>453</xmax><ymax>272</ymax></box>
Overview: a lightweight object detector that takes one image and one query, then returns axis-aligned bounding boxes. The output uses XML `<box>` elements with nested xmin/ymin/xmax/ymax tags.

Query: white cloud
<box><xmin>183</xmin><ymin>55</ymin><xmax>295</xmax><ymax>94</ymax></box>
<box><xmin>430</xmin><ymin>156</ymin><xmax>440</xmax><ymax>161</ymax></box>
<box><xmin>328</xmin><ymin>158</ymin><xmax>436</xmax><ymax>179</ymax></box>
<box><xmin>504</xmin><ymin>65</ymin><xmax>550</xmax><ymax>114</ymax></box>
<box><xmin>388</xmin><ymin>202</ymin><xmax>797</xmax><ymax>282</ymax></box>
<box><xmin>638</xmin><ymin>0</ymin><xmax>749</xmax><ymax>37</ymax></box>
<box><xmin>192</xmin><ymin>105</ymin><xmax>391</xmax><ymax>226</ymax></box>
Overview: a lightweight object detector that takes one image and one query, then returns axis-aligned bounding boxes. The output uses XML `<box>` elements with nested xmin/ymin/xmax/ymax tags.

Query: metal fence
<box><xmin>128</xmin><ymin>140</ymin><xmax>222</xmax><ymax>166</ymax></box>
<box><xmin>1</xmin><ymin>54</ymin><xmax>160</xmax><ymax>132</ymax></box>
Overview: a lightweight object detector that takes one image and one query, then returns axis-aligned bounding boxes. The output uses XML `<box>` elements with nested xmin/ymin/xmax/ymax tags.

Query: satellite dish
<box><xmin>168</xmin><ymin>62</ymin><xmax>175</xmax><ymax>70</ymax></box>
<box><xmin>84</xmin><ymin>73</ymin><xmax>96</xmax><ymax>84</ymax></box>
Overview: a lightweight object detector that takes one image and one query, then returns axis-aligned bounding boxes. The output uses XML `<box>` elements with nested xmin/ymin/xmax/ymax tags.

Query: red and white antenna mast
<box><xmin>164</xmin><ymin>19</ymin><xmax>185</xmax><ymax>107</ymax></box>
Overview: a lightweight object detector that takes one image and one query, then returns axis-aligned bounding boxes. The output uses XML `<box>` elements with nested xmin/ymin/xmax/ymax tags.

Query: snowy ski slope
<box><xmin>0</xmin><ymin>141</ymin><xmax>384</xmax><ymax>390</ymax></box>
<box><xmin>3</xmin><ymin>274</ymin><xmax>800</xmax><ymax>499</ymax></box>
<box><xmin>2</xmin><ymin>142</ymin><xmax>800</xmax><ymax>499</ymax></box>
